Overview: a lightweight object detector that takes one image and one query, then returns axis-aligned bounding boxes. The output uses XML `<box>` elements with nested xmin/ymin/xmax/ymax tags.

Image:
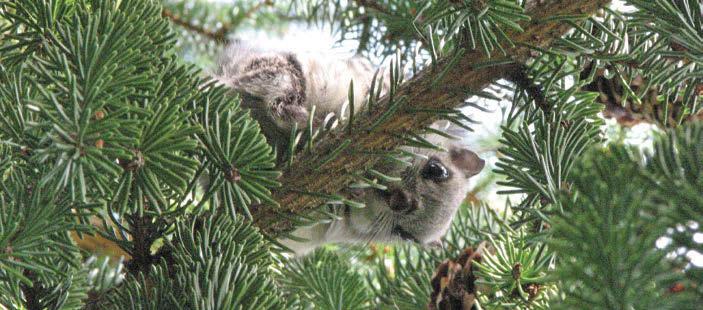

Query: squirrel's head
<box><xmin>336</xmin><ymin>141</ymin><xmax>485</xmax><ymax>246</ymax></box>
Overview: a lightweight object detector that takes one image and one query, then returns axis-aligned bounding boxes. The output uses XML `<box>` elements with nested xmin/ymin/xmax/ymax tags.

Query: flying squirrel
<box><xmin>213</xmin><ymin>43</ymin><xmax>485</xmax><ymax>255</ymax></box>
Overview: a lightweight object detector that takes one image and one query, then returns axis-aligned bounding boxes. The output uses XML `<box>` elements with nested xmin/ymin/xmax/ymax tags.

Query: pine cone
<box><xmin>428</xmin><ymin>246</ymin><xmax>483</xmax><ymax>310</ymax></box>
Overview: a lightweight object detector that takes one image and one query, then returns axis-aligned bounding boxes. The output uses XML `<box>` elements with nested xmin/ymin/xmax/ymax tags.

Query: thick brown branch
<box><xmin>254</xmin><ymin>0</ymin><xmax>612</xmax><ymax>236</ymax></box>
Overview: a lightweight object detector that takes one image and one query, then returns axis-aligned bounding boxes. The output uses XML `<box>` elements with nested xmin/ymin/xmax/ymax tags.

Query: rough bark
<box><xmin>254</xmin><ymin>0</ymin><xmax>612</xmax><ymax>235</ymax></box>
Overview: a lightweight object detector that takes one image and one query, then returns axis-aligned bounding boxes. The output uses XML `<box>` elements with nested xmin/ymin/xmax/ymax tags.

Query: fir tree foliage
<box><xmin>280</xmin><ymin>0</ymin><xmax>702</xmax><ymax>308</ymax></box>
<box><xmin>281</xmin><ymin>249</ymin><xmax>373</xmax><ymax>310</ymax></box>
<box><xmin>0</xmin><ymin>0</ymin><xmax>702</xmax><ymax>309</ymax></box>
<box><xmin>98</xmin><ymin>215</ymin><xmax>287</xmax><ymax>308</ymax></box>
<box><xmin>550</xmin><ymin>123</ymin><xmax>703</xmax><ymax>309</ymax></box>
<box><xmin>292</xmin><ymin>0</ymin><xmax>530</xmax><ymax>60</ymax></box>
<box><xmin>1</xmin><ymin>0</ymin><xmax>280</xmax><ymax>308</ymax></box>
<box><xmin>0</xmin><ymin>185</ymin><xmax>91</xmax><ymax>310</ymax></box>
<box><xmin>550</xmin><ymin>146</ymin><xmax>676</xmax><ymax>309</ymax></box>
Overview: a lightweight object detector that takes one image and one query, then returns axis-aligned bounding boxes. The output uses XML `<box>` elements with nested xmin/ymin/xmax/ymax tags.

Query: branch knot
<box><xmin>120</xmin><ymin>149</ymin><xmax>145</xmax><ymax>172</ymax></box>
<box><xmin>224</xmin><ymin>165</ymin><xmax>241</xmax><ymax>183</ymax></box>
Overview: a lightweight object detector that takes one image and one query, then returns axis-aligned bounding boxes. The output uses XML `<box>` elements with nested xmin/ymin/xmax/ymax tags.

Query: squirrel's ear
<box><xmin>449</xmin><ymin>147</ymin><xmax>485</xmax><ymax>178</ymax></box>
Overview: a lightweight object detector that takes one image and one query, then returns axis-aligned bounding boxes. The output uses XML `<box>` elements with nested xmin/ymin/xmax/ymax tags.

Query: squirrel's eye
<box><xmin>421</xmin><ymin>159</ymin><xmax>449</xmax><ymax>182</ymax></box>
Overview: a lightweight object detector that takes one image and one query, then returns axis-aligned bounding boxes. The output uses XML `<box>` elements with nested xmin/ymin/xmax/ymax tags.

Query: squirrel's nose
<box><xmin>388</xmin><ymin>189</ymin><xmax>416</xmax><ymax>212</ymax></box>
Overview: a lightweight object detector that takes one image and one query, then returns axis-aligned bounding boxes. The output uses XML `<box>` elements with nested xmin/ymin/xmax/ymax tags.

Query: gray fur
<box><xmin>214</xmin><ymin>43</ymin><xmax>384</xmax><ymax>149</ymax></box>
<box><xmin>279</xmin><ymin>136</ymin><xmax>484</xmax><ymax>255</ymax></box>
<box><xmin>214</xmin><ymin>43</ymin><xmax>484</xmax><ymax>256</ymax></box>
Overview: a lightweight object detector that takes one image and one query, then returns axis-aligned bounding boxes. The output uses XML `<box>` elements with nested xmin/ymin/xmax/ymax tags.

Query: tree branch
<box><xmin>161</xmin><ymin>1</ymin><xmax>273</xmax><ymax>44</ymax></box>
<box><xmin>162</xmin><ymin>9</ymin><xmax>229</xmax><ymax>44</ymax></box>
<box><xmin>254</xmin><ymin>0</ymin><xmax>612</xmax><ymax>236</ymax></box>
<box><xmin>20</xmin><ymin>271</ymin><xmax>44</xmax><ymax>310</ymax></box>
<box><xmin>355</xmin><ymin>0</ymin><xmax>393</xmax><ymax>16</ymax></box>
<box><xmin>356</xmin><ymin>16</ymin><xmax>373</xmax><ymax>54</ymax></box>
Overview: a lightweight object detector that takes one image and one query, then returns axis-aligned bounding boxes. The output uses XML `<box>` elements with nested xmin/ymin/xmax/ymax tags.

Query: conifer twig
<box><xmin>356</xmin><ymin>16</ymin><xmax>373</xmax><ymax>54</ymax></box>
<box><xmin>254</xmin><ymin>0</ymin><xmax>613</xmax><ymax>236</ymax></box>
<box><xmin>162</xmin><ymin>8</ymin><xmax>229</xmax><ymax>43</ymax></box>
<box><xmin>161</xmin><ymin>1</ymin><xmax>272</xmax><ymax>44</ymax></box>
<box><xmin>355</xmin><ymin>0</ymin><xmax>393</xmax><ymax>16</ymax></box>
